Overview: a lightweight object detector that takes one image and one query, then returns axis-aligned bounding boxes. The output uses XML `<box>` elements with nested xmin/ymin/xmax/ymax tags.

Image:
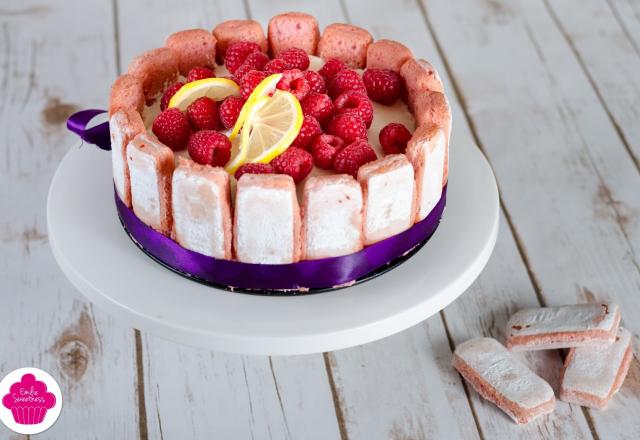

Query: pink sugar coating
<box><xmin>2</xmin><ymin>374</ymin><xmax>56</xmax><ymax>410</ymax></box>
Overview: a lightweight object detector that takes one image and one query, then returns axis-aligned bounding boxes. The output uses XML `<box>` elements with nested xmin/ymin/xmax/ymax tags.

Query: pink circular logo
<box><xmin>0</xmin><ymin>368</ymin><xmax>62</xmax><ymax>434</ymax></box>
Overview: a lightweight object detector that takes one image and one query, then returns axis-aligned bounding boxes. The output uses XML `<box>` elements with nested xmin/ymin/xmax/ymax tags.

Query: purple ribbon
<box><xmin>116</xmin><ymin>189</ymin><xmax>446</xmax><ymax>291</ymax></box>
<box><xmin>66</xmin><ymin>109</ymin><xmax>111</xmax><ymax>150</ymax></box>
<box><xmin>67</xmin><ymin>109</ymin><xmax>446</xmax><ymax>291</ymax></box>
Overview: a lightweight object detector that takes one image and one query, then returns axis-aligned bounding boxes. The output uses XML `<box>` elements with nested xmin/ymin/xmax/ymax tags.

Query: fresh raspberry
<box><xmin>334</xmin><ymin>91</ymin><xmax>374</xmax><ymax>128</ymax></box>
<box><xmin>276</xmin><ymin>69</ymin><xmax>310</xmax><ymax>101</ymax></box>
<box><xmin>328</xmin><ymin>69</ymin><xmax>366</xmax><ymax>98</ymax></box>
<box><xmin>333</xmin><ymin>140</ymin><xmax>377</xmax><ymax>178</ymax></box>
<box><xmin>301</xmin><ymin>93</ymin><xmax>334</xmax><ymax>127</ymax></box>
<box><xmin>233</xmin><ymin>62</ymin><xmax>254</xmax><ymax>84</ymax></box>
<box><xmin>186</xmin><ymin>97</ymin><xmax>219</xmax><ymax>131</ymax></box>
<box><xmin>234</xmin><ymin>52</ymin><xmax>269</xmax><ymax>83</ymax></box>
<box><xmin>186</xmin><ymin>67</ymin><xmax>215</xmax><ymax>83</ymax></box>
<box><xmin>240</xmin><ymin>70</ymin><xmax>268</xmax><ymax>99</ymax></box>
<box><xmin>243</xmin><ymin>51</ymin><xmax>269</xmax><ymax>71</ymax></box>
<box><xmin>219</xmin><ymin>96</ymin><xmax>245</xmax><ymax>129</ymax></box>
<box><xmin>379</xmin><ymin>123</ymin><xmax>412</xmax><ymax>154</ymax></box>
<box><xmin>152</xmin><ymin>108</ymin><xmax>191</xmax><ymax>150</ymax></box>
<box><xmin>270</xmin><ymin>147</ymin><xmax>314</xmax><ymax>183</ymax></box>
<box><xmin>363</xmin><ymin>68</ymin><xmax>402</xmax><ymax>105</ymax></box>
<box><xmin>311</xmin><ymin>134</ymin><xmax>345</xmax><ymax>169</ymax></box>
<box><xmin>160</xmin><ymin>82</ymin><xmax>184</xmax><ymax>111</ymax></box>
<box><xmin>187</xmin><ymin>130</ymin><xmax>231</xmax><ymax>167</ymax></box>
<box><xmin>277</xmin><ymin>47</ymin><xmax>310</xmax><ymax>71</ymax></box>
<box><xmin>234</xmin><ymin>163</ymin><xmax>274</xmax><ymax>180</ymax></box>
<box><xmin>224</xmin><ymin>41</ymin><xmax>261</xmax><ymax>74</ymax></box>
<box><xmin>318</xmin><ymin>58</ymin><xmax>347</xmax><ymax>82</ymax></box>
<box><xmin>292</xmin><ymin>116</ymin><xmax>322</xmax><ymax>150</ymax></box>
<box><xmin>304</xmin><ymin>70</ymin><xmax>326</xmax><ymax>94</ymax></box>
<box><xmin>327</xmin><ymin>113</ymin><xmax>368</xmax><ymax>145</ymax></box>
<box><xmin>263</xmin><ymin>58</ymin><xmax>288</xmax><ymax>75</ymax></box>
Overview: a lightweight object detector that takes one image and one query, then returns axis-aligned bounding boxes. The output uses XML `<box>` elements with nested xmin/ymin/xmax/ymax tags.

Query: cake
<box><xmin>2</xmin><ymin>374</ymin><xmax>56</xmax><ymax>425</ymax></box>
<box><xmin>108</xmin><ymin>12</ymin><xmax>451</xmax><ymax>289</ymax></box>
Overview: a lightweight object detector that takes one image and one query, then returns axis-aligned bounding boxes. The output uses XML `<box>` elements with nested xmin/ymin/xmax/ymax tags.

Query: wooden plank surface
<box><xmin>1</xmin><ymin>0</ymin><xmax>639</xmax><ymax>438</ymax></box>
<box><xmin>0</xmin><ymin>1</ymin><xmax>140</xmax><ymax>438</ymax></box>
<box><xmin>425</xmin><ymin>0</ymin><xmax>640</xmax><ymax>438</ymax></box>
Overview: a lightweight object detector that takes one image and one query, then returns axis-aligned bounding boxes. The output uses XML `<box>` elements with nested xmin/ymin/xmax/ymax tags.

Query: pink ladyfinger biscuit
<box><xmin>412</xmin><ymin>91</ymin><xmax>451</xmax><ymax>186</ymax></box>
<box><xmin>108</xmin><ymin>74</ymin><xmax>144</xmax><ymax>116</ymax></box>
<box><xmin>317</xmin><ymin>23</ymin><xmax>373</xmax><ymax>69</ymax></box>
<box><xmin>505</xmin><ymin>303</ymin><xmax>621</xmax><ymax>351</ymax></box>
<box><xmin>357</xmin><ymin>154</ymin><xmax>416</xmax><ymax>245</ymax></box>
<box><xmin>366</xmin><ymin>39</ymin><xmax>414</xmax><ymax>72</ymax></box>
<box><xmin>127</xmin><ymin>47</ymin><xmax>179</xmax><ymax>104</ymax></box>
<box><xmin>165</xmin><ymin>29</ymin><xmax>217</xmax><ymax>75</ymax></box>
<box><xmin>401</xmin><ymin>58</ymin><xmax>445</xmax><ymax>111</ymax></box>
<box><xmin>406</xmin><ymin>124</ymin><xmax>446</xmax><ymax>222</ymax></box>
<box><xmin>127</xmin><ymin>133</ymin><xmax>174</xmax><ymax>235</ymax></box>
<box><xmin>212</xmin><ymin>19</ymin><xmax>268</xmax><ymax>61</ymax></box>
<box><xmin>109</xmin><ymin>109</ymin><xmax>145</xmax><ymax>208</ymax></box>
<box><xmin>268</xmin><ymin>12</ymin><xmax>320</xmax><ymax>56</ymax></box>
<box><xmin>560</xmin><ymin>327</ymin><xmax>633</xmax><ymax>409</ymax></box>
<box><xmin>234</xmin><ymin>174</ymin><xmax>301</xmax><ymax>264</ymax></box>
<box><xmin>171</xmin><ymin>158</ymin><xmax>232</xmax><ymax>259</ymax></box>
<box><xmin>453</xmin><ymin>337</ymin><xmax>555</xmax><ymax>424</ymax></box>
<box><xmin>301</xmin><ymin>175</ymin><xmax>363</xmax><ymax>260</ymax></box>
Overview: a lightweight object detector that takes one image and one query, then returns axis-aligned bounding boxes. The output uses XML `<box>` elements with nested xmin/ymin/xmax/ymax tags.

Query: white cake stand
<box><xmin>47</xmin><ymin>133</ymin><xmax>499</xmax><ymax>355</ymax></box>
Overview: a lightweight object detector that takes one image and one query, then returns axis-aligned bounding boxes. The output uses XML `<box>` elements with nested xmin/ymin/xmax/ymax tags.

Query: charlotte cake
<box><xmin>108</xmin><ymin>12</ymin><xmax>452</xmax><ymax>279</ymax></box>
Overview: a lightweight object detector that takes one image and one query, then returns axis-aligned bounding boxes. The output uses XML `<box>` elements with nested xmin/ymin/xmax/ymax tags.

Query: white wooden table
<box><xmin>2</xmin><ymin>0</ymin><xmax>639</xmax><ymax>438</ymax></box>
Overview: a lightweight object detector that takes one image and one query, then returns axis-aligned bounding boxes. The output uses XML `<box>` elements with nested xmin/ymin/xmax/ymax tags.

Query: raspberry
<box><xmin>233</xmin><ymin>62</ymin><xmax>254</xmax><ymax>84</ymax></box>
<box><xmin>234</xmin><ymin>52</ymin><xmax>269</xmax><ymax>83</ymax></box>
<box><xmin>327</xmin><ymin>113</ymin><xmax>368</xmax><ymax>145</ymax></box>
<box><xmin>160</xmin><ymin>82</ymin><xmax>184</xmax><ymax>111</ymax></box>
<box><xmin>224</xmin><ymin>41</ymin><xmax>261</xmax><ymax>74</ymax></box>
<box><xmin>333</xmin><ymin>140</ymin><xmax>377</xmax><ymax>178</ymax></box>
<box><xmin>379</xmin><ymin>123</ymin><xmax>412</xmax><ymax>154</ymax></box>
<box><xmin>234</xmin><ymin>163</ymin><xmax>275</xmax><ymax>180</ymax></box>
<box><xmin>187</xmin><ymin>130</ymin><xmax>231</xmax><ymax>167</ymax></box>
<box><xmin>334</xmin><ymin>91</ymin><xmax>374</xmax><ymax>128</ymax></box>
<box><xmin>240</xmin><ymin>70</ymin><xmax>268</xmax><ymax>99</ymax></box>
<box><xmin>186</xmin><ymin>67</ymin><xmax>215</xmax><ymax>83</ymax></box>
<box><xmin>363</xmin><ymin>68</ymin><xmax>402</xmax><ymax>105</ymax></box>
<box><xmin>152</xmin><ymin>108</ymin><xmax>191</xmax><ymax>150</ymax></box>
<box><xmin>304</xmin><ymin>70</ymin><xmax>326</xmax><ymax>94</ymax></box>
<box><xmin>301</xmin><ymin>93</ymin><xmax>334</xmax><ymax>127</ymax></box>
<box><xmin>276</xmin><ymin>69</ymin><xmax>310</xmax><ymax>101</ymax></box>
<box><xmin>186</xmin><ymin>97</ymin><xmax>219</xmax><ymax>131</ymax></box>
<box><xmin>243</xmin><ymin>51</ymin><xmax>269</xmax><ymax>71</ymax></box>
<box><xmin>311</xmin><ymin>134</ymin><xmax>346</xmax><ymax>169</ymax></box>
<box><xmin>263</xmin><ymin>58</ymin><xmax>288</xmax><ymax>75</ymax></box>
<box><xmin>219</xmin><ymin>96</ymin><xmax>245</xmax><ymax>129</ymax></box>
<box><xmin>318</xmin><ymin>58</ymin><xmax>347</xmax><ymax>82</ymax></box>
<box><xmin>328</xmin><ymin>69</ymin><xmax>366</xmax><ymax>98</ymax></box>
<box><xmin>277</xmin><ymin>47</ymin><xmax>310</xmax><ymax>70</ymax></box>
<box><xmin>292</xmin><ymin>116</ymin><xmax>322</xmax><ymax>150</ymax></box>
<box><xmin>270</xmin><ymin>147</ymin><xmax>314</xmax><ymax>183</ymax></box>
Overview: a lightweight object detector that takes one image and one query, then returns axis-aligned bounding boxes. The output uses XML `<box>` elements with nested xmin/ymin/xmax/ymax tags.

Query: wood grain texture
<box><xmin>425</xmin><ymin>0</ymin><xmax>640</xmax><ymax>438</ymax></box>
<box><xmin>0</xmin><ymin>0</ymin><xmax>139</xmax><ymax>438</ymax></box>
<box><xmin>544</xmin><ymin>0</ymin><xmax>640</xmax><ymax>170</ymax></box>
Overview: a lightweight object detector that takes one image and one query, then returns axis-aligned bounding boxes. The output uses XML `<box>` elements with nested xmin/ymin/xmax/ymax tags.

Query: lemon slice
<box><xmin>229</xmin><ymin>73</ymin><xmax>283</xmax><ymax>141</ymax></box>
<box><xmin>225</xmin><ymin>90</ymin><xmax>303</xmax><ymax>174</ymax></box>
<box><xmin>168</xmin><ymin>78</ymin><xmax>240</xmax><ymax>111</ymax></box>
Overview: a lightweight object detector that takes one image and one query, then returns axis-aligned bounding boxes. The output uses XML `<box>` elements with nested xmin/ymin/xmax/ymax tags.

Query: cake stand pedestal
<box><xmin>47</xmin><ymin>135</ymin><xmax>499</xmax><ymax>355</ymax></box>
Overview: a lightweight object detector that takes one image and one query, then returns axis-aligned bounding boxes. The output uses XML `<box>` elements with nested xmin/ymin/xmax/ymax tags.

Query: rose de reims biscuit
<box><xmin>505</xmin><ymin>303</ymin><xmax>621</xmax><ymax>351</ymax></box>
<box><xmin>560</xmin><ymin>327</ymin><xmax>633</xmax><ymax>409</ymax></box>
<box><xmin>453</xmin><ymin>337</ymin><xmax>555</xmax><ymax>424</ymax></box>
